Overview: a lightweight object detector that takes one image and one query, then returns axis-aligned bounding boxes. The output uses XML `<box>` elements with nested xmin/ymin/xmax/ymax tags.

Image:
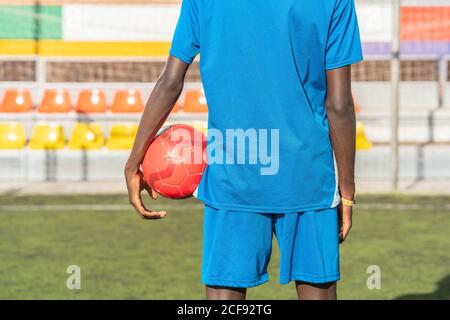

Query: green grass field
<box><xmin>0</xmin><ymin>193</ymin><xmax>449</xmax><ymax>300</ymax></box>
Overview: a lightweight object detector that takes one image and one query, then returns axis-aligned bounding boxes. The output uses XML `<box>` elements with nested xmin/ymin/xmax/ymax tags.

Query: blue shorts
<box><xmin>202</xmin><ymin>205</ymin><xmax>340</xmax><ymax>288</ymax></box>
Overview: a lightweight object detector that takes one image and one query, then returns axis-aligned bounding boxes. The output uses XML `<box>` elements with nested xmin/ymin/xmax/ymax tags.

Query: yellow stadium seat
<box><xmin>356</xmin><ymin>122</ymin><xmax>372</xmax><ymax>150</ymax></box>
<box><xmin>29</xmin><ymin>123</ymin><xmax>65</xmax><ymax>150</ymax></box>
<box><xmin>68</xmin><ymin>123</ymin><xmax>105</xmax><ymax>150</ymax></box>
<box><xmin>106</xmin><ymin>124</ymin><xmax>138</xmax><ymax>150</ymax></box>
<box><xmin>0</xmin><ymin>123</ymin><xmax>26</xmax><ymax>149</ymax></box>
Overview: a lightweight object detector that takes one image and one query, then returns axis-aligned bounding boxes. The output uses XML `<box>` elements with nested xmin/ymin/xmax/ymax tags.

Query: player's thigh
<box><xmin>275</xmin><ymin>208</ymin><xmax>340</xmax><ymax>285</ymax></box>
<box><xmin>202</xmin><ymin>205</ymin><xmax>275</xmax><ymax>289</ymax></box>
<box><xmin>295</xmin><ymin>281</ymin><xmax>337</xmax><ymax>300</ymax></box>
<box><xmin>205</xmin><ymin>286</ymin><xmax>247</xmax><ymax>300</ymax></box>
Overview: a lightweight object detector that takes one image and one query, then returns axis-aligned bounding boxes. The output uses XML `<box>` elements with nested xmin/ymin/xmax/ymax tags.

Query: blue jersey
<box><xmin>170</xmin><ymin>0</ymin><xmax>363</xmax><ymax>213</ymax></box>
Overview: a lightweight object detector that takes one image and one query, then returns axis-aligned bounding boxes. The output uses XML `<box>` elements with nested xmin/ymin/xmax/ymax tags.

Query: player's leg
<box><xmin>275</xmin><ymin>207</ymin><xmax>340</xmax><ymax>300</ymax></box>
<box><xmin>206</xmin><ymin>286</ymin><xmax>246</xmax><ymax>300</ymax></box>
<box><xmin>295</xmin><ymin>281</ymin><xmax>337</xmax><ymax>300</ymax></box>
<box><xmin>202</xmin><ymin>205</ymin><xmax>274</xmax><ymax>300</ymax></box>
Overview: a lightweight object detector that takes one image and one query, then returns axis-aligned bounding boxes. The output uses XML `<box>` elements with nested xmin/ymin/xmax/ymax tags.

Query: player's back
<box><xmin>180</xmin><ymin>0</ymin><xmax>362</xmax><ymax>136</ymax></box>
<box><xmin>170</xmin><ymin>0</ymin><xmax>363</xmax><ymax>212</ymax></box>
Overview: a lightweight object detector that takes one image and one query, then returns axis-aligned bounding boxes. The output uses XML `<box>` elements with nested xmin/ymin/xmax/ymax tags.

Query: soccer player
<box><xmin>125</xmin><ymin>0</ymin><xmax>362</xmax><ymax>300</ymax></box>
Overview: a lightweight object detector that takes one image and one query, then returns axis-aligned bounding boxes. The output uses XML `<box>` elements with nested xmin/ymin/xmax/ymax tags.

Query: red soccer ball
<box><xmin>141</xmin><ymin>124</ymin><xmax>207</xmax><ymax>199</ymax></box>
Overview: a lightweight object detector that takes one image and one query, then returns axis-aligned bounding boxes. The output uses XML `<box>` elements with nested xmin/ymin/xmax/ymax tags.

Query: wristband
<box><xmin>341</xmin><ymin>198</ymin><xmax>355</xmax><ymax>207</ymax></box>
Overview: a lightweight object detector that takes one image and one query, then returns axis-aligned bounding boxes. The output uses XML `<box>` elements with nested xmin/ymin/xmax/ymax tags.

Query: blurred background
<box><xmin>0</xmin><ymin>0</ymin><xmax>448</xmax><ymax>300</ymax></box>
<box><xmin>0</xmin><ymin>0</ymin><xmax>449</xmax><ymax>188</ymax></box>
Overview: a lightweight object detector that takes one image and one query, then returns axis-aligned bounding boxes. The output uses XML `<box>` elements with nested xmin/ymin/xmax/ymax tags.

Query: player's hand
<box><xmin>338</xmin><ymin>203</ymin><xmax>352</xmax><ymax>243</ymax></box>
<box><xmin>124</xmin><ymin>165</ymin><xmax>167</xmax><ymax>220</ymax></box>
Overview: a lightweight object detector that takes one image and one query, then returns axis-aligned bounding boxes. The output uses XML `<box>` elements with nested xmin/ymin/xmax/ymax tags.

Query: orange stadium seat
<box><xmin>183</xmin><ymin>89</ymin><xmax>208</xmax><ymax>113</ymax></box>
<box><xmin>76</xmin><ymin>89</ymin><xmax>107</xmax><ymax>113</ymax></box>
<box><xmin>111</xmin><ymin>89</ymin><xmax>144</xmax><ymax>113</ymax></box>
<box><xmin>39</xmin><ymin>89</ymin><xmax>72</xmax><ymax>113</ymax></box>
<box><xmin>0</xmin><ymin>123</ymin><xmax>27</xmax><ymax>149</ymax></box>
<box><xmin>172</xmin><ymin>100</ymin><xmax>182</xmax><ymax>113</ymax></box>
<box><xmin>0</xmin><ymin>89</ymin><xmax>33</xmax><ymax>113</ymax></box>
<box><xmin>353</xmin><ymin>93</ymin><xmax>361</xmax><ymax>113</ymax></box>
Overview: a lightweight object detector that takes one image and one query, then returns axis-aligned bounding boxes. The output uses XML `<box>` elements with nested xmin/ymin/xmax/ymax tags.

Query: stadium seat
<box><xmin>172</xmin><ymin>100</ymin><xmax>182</xmax><ymax>113</ymax></box>
<box><xmin>353</xmin><ymin>93</ymin><xmax>361</xmax><ymax>113</ymax></box>
<box><xmin>39</xmin><ymin>89</ymin><xmax>72</xmax><ymax>113</ymax></box>
<box><xmin>29</xmin><ymin>123</ymin><xmax>65</xmax><ymax>150</ymax></box>
<box><xmin>0</xmin><ymin>123</ymin><xmax>26</xmax><ymax>149</ymax></box>
<box><xmin>111</xmin><ymin>89</ymin><xmax>144</xmax><ymax>113</ymax></box>
<box><xmin>0</xmin><ymin>89</ymin><xmax>33</xmax><ymax>113</ymax></box>
<box><xmin>356</xmin><ymin>122</ymin><xmax>372</xmax><ymax>150</ymax></box>
<box><xmin>106</xmin><ymin>124</ymin><xmax>138</xmax><ymax>150</ymax></box>
<box><xmin>76</xmin><ymin>89</ymin><xmax>107</xmax><ymax>113</ymax></box>
<box><xmin>191</xmin><ymin>121</ymin><xmax>208</xmax><ymax>135</ymax></box>
<box><xmin>183</xmin><ymin>89</ymin><xmax>208</xmax><ymax>113</ymax></box>
<box><xmin>68</xmin><ymin>123</ymin><xmax>105</xmax><ymax>150</ymax></box>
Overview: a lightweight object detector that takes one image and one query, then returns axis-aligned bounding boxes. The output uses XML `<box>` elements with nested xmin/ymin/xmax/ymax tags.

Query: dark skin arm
<box><xmin>124</xmin><ymin>56</ymin><xmax>190</xmax><ymax>219</ymax></box>
<box><xmin>326</xmin><ymin>66</ymin><xmax>356</xmax><ymax>243</ymax></box>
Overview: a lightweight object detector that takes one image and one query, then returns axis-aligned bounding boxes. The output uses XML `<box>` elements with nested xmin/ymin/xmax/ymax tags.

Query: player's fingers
<box><xmin>337</xmin><ymin>204</ymin><xmax>343</xmax><ymax>228</ymax></box>
<box><xmin>339</xmin><ymin>231</ymin><xmax>344</xmax><ymax>243</ymax></box>
<box><xmin>137</xmin><ymin>171</ymin><xmax>159</xmax><ymax>200</ymax></box>
<box><xmin>129</xmin><ymin>196</ymin><xmax>144</xmax><ymax>217</ymax></box>
<box><xmin>138</xmin><ymin>201</ymin><xmax>167</xmax><ymax>219</ymax></box>
<box><xmin>340</xmin><ymin>222</ymin><xmax>352</xmax><ymax>243</ymax></box>
<box><xmin>134</xmin><ymin>201</ymin><xmax>167</xmax><ymax>219</ymax></box>
<box><xmin>142</xmin><ymin>183</ymin><xmax>158</xmax><ymax>200</ymax></box>
<box><xmin>337</xmin><ymin>206</ymin><xmax>343</xmax><ymax>242</ymax></box>
<box><xmin>145</xmin><ymin>184</ymin><xmax>158</xmax><ymax>200</ymax></box>
<box><xmin>141</xmin><ymin>209</ymin><xmax>167</xmax><ymax>219</ymax></box>
<box><xmin>130</xmin><ymin>196</ymin><xmax>166</xmax><ymax>219</ymax></box>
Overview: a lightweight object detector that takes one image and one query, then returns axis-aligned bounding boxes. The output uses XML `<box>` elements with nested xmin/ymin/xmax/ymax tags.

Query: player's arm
<box><xmin>326</xmin><ymin>66</ymin><xmax>356</xmax><ymax>242</ymax></box>
<box><xmin>124</xmin><ymin>56</ymin><xmax>190</xmax><ymax>219</ymax></box>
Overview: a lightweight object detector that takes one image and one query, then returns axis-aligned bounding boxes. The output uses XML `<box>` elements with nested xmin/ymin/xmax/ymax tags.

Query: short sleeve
<box><xmin>325</xmin><ymin>0</ymin><xmax>363</xmax><ymax>70</ymax></box>
<box><xmin>169</xmin><ymin>0</ymin><xmax>200</xmax><ymax>65</ymax></box>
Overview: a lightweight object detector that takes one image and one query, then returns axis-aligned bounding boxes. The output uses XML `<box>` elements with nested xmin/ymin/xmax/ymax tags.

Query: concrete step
<box><xmin>358</xmin><ymin>109</ymin><xmax>450</xmax><ymax>143</ymax></box>
<box><xmin>0</xmin><ymin>144</ymin><xmax>449</xmax><ymax>182</ymax></box>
